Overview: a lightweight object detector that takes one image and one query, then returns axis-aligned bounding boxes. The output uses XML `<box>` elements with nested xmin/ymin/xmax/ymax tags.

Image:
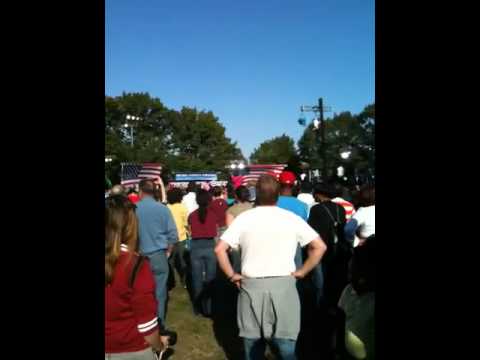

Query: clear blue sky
<box><xmin>106</xmin><ymin>0</ymin><xmax>374</xmax><ymax>158</ymax></box>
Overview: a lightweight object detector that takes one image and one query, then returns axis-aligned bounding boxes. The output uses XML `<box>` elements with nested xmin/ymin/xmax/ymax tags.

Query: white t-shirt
<box><xmin>182</xmin><ymin>192</ymin><xmax>198</xmax><ymax>216</ymax></box>
<box><xmin>297</xmin><ymin>193</ymin><xmax>316</xmax><ymax>208</ymax></box>
<box><xmin>221</xmin><ymin>206</ymin><xmax>319</xmax><ymax>278</ymax></box>
<box><xmin>351</xmin><ymin>205</ymin><xmax>375</xmax><ymax>239</ymax></box>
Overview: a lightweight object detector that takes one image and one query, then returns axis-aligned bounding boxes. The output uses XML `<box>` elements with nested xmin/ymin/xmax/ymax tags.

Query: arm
<box><xmin>165</xmin><ymin>208</ymin><xmax>179</xmax><ymax>253</ymax></box>
<box><xmin>144</xmin><ymin>330</ymin><xmax>169</xmax><ymax>352</ymax></box>
<box><xmin>132</xmin><ymin>261</ymin><xmax>169</xmax><ymax>351</ymax></box>
<box><xmin>225</xmin><ymin>212</ymin><xmax>235</xmax><ymax>227</ymax></box>
<box><xmin>292</xmin><ymin>237</ymin><xmax>327</xmax><ymax>279</ymax></box>
<box><xmin>214</xmin><ymin>240</ymin><xmax>243</xmax><ymax>287</ymax></box>
<box><xmin>344</xmin><ymin>218</ymin><xmax>359</xmax><ymax>243</ymax></box>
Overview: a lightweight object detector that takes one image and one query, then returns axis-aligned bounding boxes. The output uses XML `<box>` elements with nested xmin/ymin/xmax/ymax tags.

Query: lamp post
<box><xmin>124</xmin><ymin>114</ymin><xmax>141</xmax><ymax>147</ymax></box>
<box><xmin>228</xmin><ymin>161</ymin><xmax>246</xmax><ymax>176</ymax></box>
<box><xmin>299</xmin><ymin>98</ymin><xmax>332</xmax><ymax>182</ymax></box>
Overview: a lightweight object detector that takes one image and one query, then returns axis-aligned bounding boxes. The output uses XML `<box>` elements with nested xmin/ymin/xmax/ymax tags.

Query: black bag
<box><xmin>321</xmin><ymin>203</ymin><xmax>351</xmax><ymax>260</ymax></box>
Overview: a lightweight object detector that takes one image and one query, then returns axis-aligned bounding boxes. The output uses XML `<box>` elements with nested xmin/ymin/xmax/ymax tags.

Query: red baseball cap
<box><xmin>279</xmin><ymin>171</ymin><xmax>296</xmax><ymax>185</ymax></box>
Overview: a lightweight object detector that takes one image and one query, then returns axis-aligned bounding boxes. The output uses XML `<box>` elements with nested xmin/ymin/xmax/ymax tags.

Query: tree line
<box><xmin>105</xmin><ymin>92</ymin><xmax>245</xmax><ymax>184</ymax></box>
<box><xmin>105</xmin><ymin>92</ymin><xmax>374</xmax><ymax>185</ymax></box>
<box><xmin>250</xmin><ymin>104</ymin><xmax>375</xmax><ymax>181</ymax></box>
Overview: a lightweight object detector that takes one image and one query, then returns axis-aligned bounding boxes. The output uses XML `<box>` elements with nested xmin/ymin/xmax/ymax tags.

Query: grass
<box><xmin>164</xmin><ymin>272</ymin><xmax>244</xmax><ymax>360</ymax></box>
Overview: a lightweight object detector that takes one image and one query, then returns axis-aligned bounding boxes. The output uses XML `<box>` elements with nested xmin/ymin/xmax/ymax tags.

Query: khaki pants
<box><xmin>105</xmin><ymin>347</ymin><xmax>155</xmax><ymax>360</ymax></box>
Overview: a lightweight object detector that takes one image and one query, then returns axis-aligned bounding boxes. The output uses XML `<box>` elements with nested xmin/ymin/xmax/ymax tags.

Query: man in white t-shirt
<box><xmin>345</xmin><ymin>186</ymin><xmax>375</xmax><ymax>247</ymax></box>
<box><xmin>297</xmin><ymin>181</ymin><xmax>316</xmax><ymax>209</ymax></box>
<box><xmin>215</xmin><ymin>174</ymin><xmax>327</xmax><ymax>359</ymax></box>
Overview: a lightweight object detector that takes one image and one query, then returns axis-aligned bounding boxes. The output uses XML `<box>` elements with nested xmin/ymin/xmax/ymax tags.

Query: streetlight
<box><xmin>124</xmin><ymin>114</ymin><xmax>141</xmax><ymax>147</ymax></box>
<box><xmin>340</xmin><ymin>150</ymin><xmax>352</xmax><ymax>160</ymax></box>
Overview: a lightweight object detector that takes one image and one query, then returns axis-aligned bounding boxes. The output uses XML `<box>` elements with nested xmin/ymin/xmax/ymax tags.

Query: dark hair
<box><xmin>212</xmin><ymin>186</ymin><xmax>223</xmax><ymax>197</ymax></box>
<box><xmin>196</xmin><ymin>189</ymin><xmax>212</xmax><ymax>223</ymax></box>
<box><xmin>187</xmin><ymin>181</ymin><xmax>197</xmax><ymax>193</ymax></box>
<box><xmin>359</xmin><ymin>185</ymin><xmax>375</xmax><ymax>207</ymax></box>
<box><xmin>167</xmin><ymin>188</ymin><xmax>184</xmax><ymax>204</ymax></box>
<box><xmin>139</xmin><ymin>179</ymin><xmax>155</xmax><ymax>195</ymax></box>
<box><xmin>313</xmin><ymin>183</ymin><xmax>335</xmax><ymax>199</ymax></box>
<box><xmin>127</xmin><ymin>187</ymin><xmax>137</xmax><ymax>195</ymax></box>
<box><xmin>256</xmin><ymin>175</ymin><xmax>280</xmax><ymax>205</ymax></box>
<box><xmin>300</xmin><ymin>181</ymin><xmax>313</xmax><ymax>194</ymax></box>
<box><xmin>235</xmin><ymin>185</ymin><xmax>250</xmax><ymax>203</ymax></box>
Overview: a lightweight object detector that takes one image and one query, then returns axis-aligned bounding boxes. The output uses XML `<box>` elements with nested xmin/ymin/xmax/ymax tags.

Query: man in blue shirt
<box><xmin>277</xmin><ymin>171</ymin><xmax>309</xmax><ymax>271</ymax></box>
<box><xmin>136</xmin><ymin>179</ymin><xmax>178</xmax><ymax>329</ymax></box>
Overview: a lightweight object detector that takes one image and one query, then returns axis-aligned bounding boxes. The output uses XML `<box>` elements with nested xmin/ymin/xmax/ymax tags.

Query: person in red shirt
<box><xmin>188</xmin><ymin>189</ymin><xmax>218</xmax><ymax>317</ymax></box>
<box><xmin>105</xmin><ymin>195</ymin><xmax>169</xmax><ymax>359</ymax></box>
<box><xmin>209</xmin><ymin>186</ymin><xmax>228</xmax><ymax>229</ymax></box>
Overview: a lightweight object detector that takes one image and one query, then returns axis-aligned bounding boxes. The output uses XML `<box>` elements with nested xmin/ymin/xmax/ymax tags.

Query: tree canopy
<box><xmin>105</xmin><ymin>92</ymin><xmax>245</xmax><ymax>183</ymax></box>
<box><xmin>249</xmin><ymin>134</ymin><xmax>297</xmax><ymax>164</ymax></box>
<box><xmin>297</xmin><ymin>103</ymin><xmax>375</xmax><ymax>180</ymax></box>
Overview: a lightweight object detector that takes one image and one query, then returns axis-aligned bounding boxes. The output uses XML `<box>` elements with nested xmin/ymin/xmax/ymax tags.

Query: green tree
<box><xmin>250</xmin><ymin>134</ymin><xmax>297</xmax><ymax>164</ymax></box>
<box><xmin>105</xmin><ymin>93</ymin><xmax>244</xmax><ymax>179</ymax></box>
<box><xmin>297</xmin><ymin>104</ymin><xmax>375</xmax><ymax>179</ymax></box>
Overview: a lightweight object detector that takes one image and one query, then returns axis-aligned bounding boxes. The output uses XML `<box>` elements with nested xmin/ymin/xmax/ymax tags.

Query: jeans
<box><xmin>190</xmin><ymin>239</ymin><xmax>217</xmax><ymax>316</ymax></box>
<box><xmin>169</xmin><ymin>241</ymin><xmax>187</xmax><ymax>284</ymax></box>
<box><xmin>311</xmin><ymin>262</ymin><xmax>325</xmax><ymax>307</ymax></box>
<box><xmin>144</xmin><ymin>250</ymin><xmax>169</xmax><ymax>328</ymax></box>
<box><xmin>243</xmin><ymin>337</ymin><xmax>297</xmax><ymax>360</ymax></box>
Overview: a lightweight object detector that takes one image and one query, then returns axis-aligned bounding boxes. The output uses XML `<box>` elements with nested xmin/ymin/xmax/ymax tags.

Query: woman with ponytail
<box><xmin>105</xmin><ymin>195</ymin><xmax>169</xmax><ymax>359</ymax></box>
<box><xmin>187</xmin><ymin>189</ymin><xmax>218</xmax><ymax>317</ymax></box>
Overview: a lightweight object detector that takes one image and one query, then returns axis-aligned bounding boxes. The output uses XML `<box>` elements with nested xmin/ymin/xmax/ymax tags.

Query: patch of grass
<box><xmin>165</xmin><ymin>274</ymin><xmax>236</xmax><ymax>359</ymax></box>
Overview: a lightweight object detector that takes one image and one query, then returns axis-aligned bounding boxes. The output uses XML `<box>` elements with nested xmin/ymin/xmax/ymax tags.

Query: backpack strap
<box><xmin>128</xmin><ymin>255</ymin><xmax>146</xmax><ymax>288</ymax></box>
<box><xmin>321</xmin><ymin>203</ymin><xmax>338</xmax><ymax>227</ymax></box>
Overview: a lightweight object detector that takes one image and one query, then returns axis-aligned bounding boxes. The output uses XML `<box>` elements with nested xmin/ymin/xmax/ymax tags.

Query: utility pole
<box><xmin>299</xmin><ymin>97</ymin><xmax>331</xmax><ymax>182</ymax></box>
<box><xmin>318</xmin><ymin>97</ymin><xmax>327</xmax><ymax>181</ymax></box>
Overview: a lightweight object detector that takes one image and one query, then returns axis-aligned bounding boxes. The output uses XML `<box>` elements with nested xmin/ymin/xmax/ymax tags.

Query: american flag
<box><xmin>121</xmin><ymin>163</ymin><xmax>162</xmax><ymax>187</ymax></box>
<box><xmin>232</xmin><ymin>164</ymin><xmax>287</xmax><ymax>187</ymax></box>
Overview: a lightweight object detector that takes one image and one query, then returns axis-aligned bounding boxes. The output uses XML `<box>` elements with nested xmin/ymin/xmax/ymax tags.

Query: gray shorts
<box><xmin>105</xmin><ymin>347</ymin><xmax>155</xmax><ymax>360</ymax></box>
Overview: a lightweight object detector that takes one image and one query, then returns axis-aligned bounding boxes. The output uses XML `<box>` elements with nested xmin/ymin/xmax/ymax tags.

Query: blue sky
<box><xmin>106</xmin><ymin>0</ymin><xmax>374</xmax><ymax>158</ymax></box>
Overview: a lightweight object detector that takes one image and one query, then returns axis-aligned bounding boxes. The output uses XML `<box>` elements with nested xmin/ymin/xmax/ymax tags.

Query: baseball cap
<box><xmin>279</xmin><ymin>171</ymin><xmax>296</xmax><ymax>185</ymax></box>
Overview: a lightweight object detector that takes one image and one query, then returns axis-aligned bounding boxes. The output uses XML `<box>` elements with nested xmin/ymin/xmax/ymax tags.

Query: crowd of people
<box><xmin>105</xmin><ymin>172</ymin><xmax>375</xmax><ymax>360</ymax></box>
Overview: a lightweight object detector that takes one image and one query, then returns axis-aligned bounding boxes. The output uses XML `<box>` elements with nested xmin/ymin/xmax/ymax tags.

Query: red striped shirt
<box><xmin>332</xmin><ymin>197</ymin><xmax>355</xmax><ymax>221</ymax></box>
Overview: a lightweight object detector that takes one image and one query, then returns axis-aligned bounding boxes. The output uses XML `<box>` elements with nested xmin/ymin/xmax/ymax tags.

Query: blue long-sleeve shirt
<box><xmin>136</xmin><ymin>196</ymin><xmax>178</xmax><ymax>254</ymax></box>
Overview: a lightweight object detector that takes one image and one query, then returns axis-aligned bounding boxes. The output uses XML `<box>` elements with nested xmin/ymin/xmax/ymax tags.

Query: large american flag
<box><xmin>121</xmin><ymin>163</ymin><xmax>162</xmax><ymax>187</ymax></box>
<box><xmin>232</xmin><ymin>164</ymin><xmax>287</xmax><ymax>187</ymax></box>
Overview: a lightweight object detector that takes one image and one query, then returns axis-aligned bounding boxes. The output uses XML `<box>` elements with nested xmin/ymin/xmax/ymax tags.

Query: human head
<box><xmin>279</xmin><ymin>171</ymin><xmax>296</xmax><ymax>196</ymax></box>
<box><xmin>187</xmin><ymin>181</ymin><xmax>197</xmax><ymax>193</ymax></box>
<box><xmin>235</xmin><ymin>185</ymin><xmax>251</xmax><ymax>203</ymax></box>
<box><xmin>110</xmin><ymin>184</ymin><xmax>126</xmax><ymax>196</ymax></box>
<box><xmin>313</xmin><ymin>183</ymin><xmax>335</xmax><ymax>202</ymax></box>
<box><xmin>139</xmin><ymin>179</ymin><xmax>155</xmax><ymax>198</ymax></box>
<box><xmin>256</xmin><ymin>174</ymin><xmax>280</xmax><ymax>206</ymax></box>
<box><xmin>196</xmin><ymin>189</ymin><xmax>212</xmax><ymax>223</ymax></box>
<box><xmin>212</xmin><ymin>186</ymin><xmax>223</xmax><ymax>198</ymax></box>
<box><xmin>167</xmin><ymin>188</ymin><xmax>184</xmax><ymax>205</ymax></box>
<box><xmin>300</xmin><ymin>181</ymin><xmax>313</xmax><ymax>194</ymax></box>
<box><xmin>359</xmin><ymin>185</ymin><xmax>375</xmax><ymax>207</ymax></box>
<box><xmin>105</xmin><ymin>195</ymin><xmax>138</xmax><ymax>285</ymax></box>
